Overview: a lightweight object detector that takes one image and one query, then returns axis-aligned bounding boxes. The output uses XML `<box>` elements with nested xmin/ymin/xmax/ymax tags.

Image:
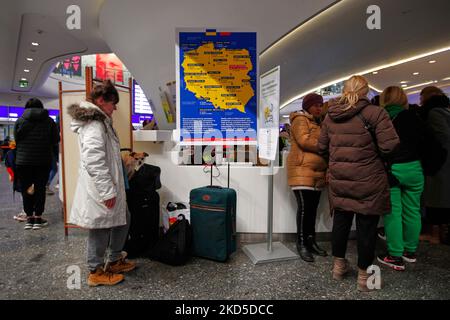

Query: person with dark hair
<box><xmin>68</xmin><ymin>80</ymin><xmax>135</xmax><ymax>287</ymax></box>
<box><xmin>419</xmin><ymin>86</ymin><xmax>450</xmax><ymax>245</ymax></box>
<box><xmin>287</xmin><ymin>93</ymin><xmax>328</xmax><ymax>262</ymax></box>
<box><xmin>371</xmin><ymin>95</ymin><xmax>380</xmax><ymax>106</ymax></box>
<box><xmin>14</xmin><ymin>98</ymin><xmax>59</xmax><ymax>230</ymax></box>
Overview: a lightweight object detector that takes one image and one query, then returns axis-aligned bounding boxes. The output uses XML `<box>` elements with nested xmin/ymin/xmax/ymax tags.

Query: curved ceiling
<box><xmin>0</xmin><ymin>0</ymin><xmax>110</xmax><ymax>98</ymax></box>
<box><xmin>99</xmin><ymin>0</ymin><xmax>336</xmax><ymax>129</ymax></box>
<box><xmin>261</xmin><ymin>0</ymin><xmax>450</xmax><ymax>110</ymax></box>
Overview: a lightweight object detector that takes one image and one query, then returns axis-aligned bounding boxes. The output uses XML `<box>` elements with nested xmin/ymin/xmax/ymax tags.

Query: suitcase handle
<box><xmin>207</xmin><ymin>185</ymin><xmax>223</xmax><ymax>189</ymax></box>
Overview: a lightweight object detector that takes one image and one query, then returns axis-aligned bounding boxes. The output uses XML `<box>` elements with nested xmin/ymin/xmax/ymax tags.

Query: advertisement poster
<box><xmin>53</xmin><ymin>56</ymin><xmax>82</xmax><ymax>77</ymax></box>
<box><xmin>96</xmin><ymin>53</ymin><xmax>124</xmax><ymax>83</ymax></box>
<box><xmin>176</xmin><ymin>29</ymin><xmax>257</xmax><ymax>145</ymax></box>
<box><xmin>258</xmin><ymin>66</ymin><xmax>280</xmax><ymax>160</ymax></box>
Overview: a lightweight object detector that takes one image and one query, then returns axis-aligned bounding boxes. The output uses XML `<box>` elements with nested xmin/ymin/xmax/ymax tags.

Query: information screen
<box><xmin>133</xmin><ymin>80</ymin><xmax>153</xmax><ymax>115</ymax></box>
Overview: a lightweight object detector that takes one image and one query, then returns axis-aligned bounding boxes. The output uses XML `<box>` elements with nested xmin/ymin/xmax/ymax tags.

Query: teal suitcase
<box><xmin>190</xmin><ymin>185</ymin><xmax>237</xmax><ymax>261</ymax></box>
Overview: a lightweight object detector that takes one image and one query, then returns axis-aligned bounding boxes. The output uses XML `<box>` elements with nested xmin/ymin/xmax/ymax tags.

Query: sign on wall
<box><xmin>258</xmin><ymin>66</ymin><xmax>280</xmax><ymax>161</ymax></box>
<box><xmin>176</xmin><ymin>29</ymin><xmax>257</xmax><ymax>145</ymax></box>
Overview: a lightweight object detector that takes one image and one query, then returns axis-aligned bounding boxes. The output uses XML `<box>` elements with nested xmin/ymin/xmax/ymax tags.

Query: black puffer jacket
<box><xmin>14</xmin><ymin>107</ymin><xmax>59</xmax><ymax>166</ymax></box>
<box><xmin>388</xmin><ymin>109</ymin><xmax>426</xmax><ymax>164</ymax></box>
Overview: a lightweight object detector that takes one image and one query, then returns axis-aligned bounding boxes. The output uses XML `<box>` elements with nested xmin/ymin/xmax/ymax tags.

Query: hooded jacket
<box><xmin>67</xmin><ymin>101</ymin><xmax>127</xmax><ymax>229</ymax></box>
<box><xmin>14</xmin><ymin>107</ymin><xmax>59</xmax><ymax>166</ymax></box>
<box><xmin>318</xmin><ymin>98</ymin><xmax>399</xmax><ymax>215</ymax></box>
<box><xmin>287</xmin><ymin>110</ymin><xmax>327</xmax><ymax>189</ymax></box>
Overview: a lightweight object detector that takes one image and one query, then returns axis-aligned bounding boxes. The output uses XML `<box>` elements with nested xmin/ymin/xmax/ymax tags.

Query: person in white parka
<box><xmin>68</xmin><ymin>80</ymin><xmax>135</xmax><ymax>287</ymax></box>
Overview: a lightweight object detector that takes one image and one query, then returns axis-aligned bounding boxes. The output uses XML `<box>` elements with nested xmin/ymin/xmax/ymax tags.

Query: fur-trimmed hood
<box><xmin>68</xmin><ymin>101</ymin><xmax>109</xmax><ymax>133</ymax></box>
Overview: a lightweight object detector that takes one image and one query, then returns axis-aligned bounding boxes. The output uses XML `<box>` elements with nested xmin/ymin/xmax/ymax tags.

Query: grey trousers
<box><xmin>87</xmin><ymin>209</ymin><xmax>130</xmax><ymax>272</ymax></box>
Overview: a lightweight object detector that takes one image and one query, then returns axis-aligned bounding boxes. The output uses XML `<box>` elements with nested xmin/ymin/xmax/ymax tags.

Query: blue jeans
<box><xmin>47</xmin><ymin>156</ymin><xmax>58</xmax><ymax>185</ymax></box>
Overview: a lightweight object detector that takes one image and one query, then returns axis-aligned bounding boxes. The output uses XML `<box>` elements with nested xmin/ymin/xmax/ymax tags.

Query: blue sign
<box><xmin>177</xmin><ymin>30</ymin><xmax>257</xmax><ymax>145</ymax></box>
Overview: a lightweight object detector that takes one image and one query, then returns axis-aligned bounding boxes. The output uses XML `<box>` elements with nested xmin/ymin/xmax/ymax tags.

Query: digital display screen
<box><xmin>0</xmin><ymin>106</ymin><xmax>59</xmax><ymax>121</ymax></box>
<box><xmin>133</xmin><ymin>80</ymin><xmax>153</xmax><ymax>115</ymax></box>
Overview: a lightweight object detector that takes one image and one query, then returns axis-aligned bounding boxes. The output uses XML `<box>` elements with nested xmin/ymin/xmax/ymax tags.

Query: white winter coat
<box><xmin>68</xmin><ymin>101</ymin><xmax>127</xmax><ymax>229</ymax></box>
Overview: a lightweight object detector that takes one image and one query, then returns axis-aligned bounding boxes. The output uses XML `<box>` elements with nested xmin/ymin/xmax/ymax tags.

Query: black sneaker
<box><xmin>377</xmin><ymin>228</ymin><xmax>386</xmax><ymax>241</ymax></box>
<box><xmin>24</xmin><ymin>217</ymin><xmax>34</xmax><ymax>230</ymax></box>
<box><xmin>402</xmin><ymin>252</ymin><xmax>417</xmax><ymax>263</ymax></box>
<box><xmin>32</xmin><ymin>217</ymin><xmax>48</xmax><ymax>230</ymax></box>
<box><xmin>377</xmin><ymin>254</ymin><xmax>405</xmax><ymax>271</ymax></box>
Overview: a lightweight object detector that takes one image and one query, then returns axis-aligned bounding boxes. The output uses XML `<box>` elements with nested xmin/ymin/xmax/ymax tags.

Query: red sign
<box><xmin>96</xmin><ymin>54</ymin><xmax>123</xmax><ymax>83</ymax></box>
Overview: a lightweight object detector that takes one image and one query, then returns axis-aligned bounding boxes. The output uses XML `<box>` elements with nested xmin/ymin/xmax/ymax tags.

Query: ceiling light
<box><xmin>279</xmin><ymin>46</ymin><xmax>450</xmax><ymax>110</ymax></box>
<box><xmin>404</xmin><ymin>81</ymin><xmax>434</xmax><ymax>90</ymax></box>
<box><xmin>372</xmin><ymin>71</ymin><xmax>378</xmax><ymax>75</ymax></box>
<box><xmin>428</xmin><ymin>60</ymin><xmax>436</xmax><ymax>64</ymax></box>
<box><xmin>24</xmin><ymin>69</ymin><xmax>30</xmax><ymax>72</ymax></box>
<box><xmin>413</xmin><ymin>72</ymin><xmax>419</xmax><ymax>75</ymax></box>
<box><xmin>20</xmin><ymin>78</ymin><xmax>27</xmax><ymax>81</ymax></box>
<box><xmin>443</xmin><ymin>77</ymin><xmax>450</xmax><ymax>81</ymax></box>
<box><xmin>434</xmin><ymin>80</ymin><xmax>438</xmax><ymax>83</ymax></box>
<box><xmin>400</xmin><ymin>81</ymin><xmax>407</xmax><ymax>84</ymax></box>
<box><xmin>31</xmin><ymin>42</ymin><xmax>39</xmax><ymax>46</ymax></box>
<box><xmin>282</xmin><ymin>115</ymin><xmax>290</xmax><ymax>118</ymax></box>
<box><xmin>26</xmin><ymin>58</ymin><xmax>33</xmax><ymax>61</ymax></box>
<box><xmin>260</xmin><ymin>1</ymin><xmax>346</xmax><ymax>57</ymax></box>
<box><xmin>401</xmin><ymin>84</ymin><xmax>407</xmax><ymax>87</ymax></box>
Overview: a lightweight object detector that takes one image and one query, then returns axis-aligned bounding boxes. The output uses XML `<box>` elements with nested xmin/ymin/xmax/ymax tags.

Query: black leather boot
<box><xmin>306</xmin><ymin>236</ymin><xmax>328</xmax><ymax>257</ymax></box>
<box><xmin>296</xmin><ymin>241</ymin><xmax>314</xmax><ymax>262</ymax></box>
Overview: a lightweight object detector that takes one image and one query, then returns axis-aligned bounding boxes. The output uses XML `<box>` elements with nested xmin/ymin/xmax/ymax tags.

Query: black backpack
<box><xmin>150</xmin><ymin>214</ymin><xmax>192</xmax><ymax>266</ymax></box>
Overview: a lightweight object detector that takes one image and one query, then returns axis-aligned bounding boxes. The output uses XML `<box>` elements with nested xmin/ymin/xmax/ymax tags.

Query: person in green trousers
<box><xmin>377</xmin><ymin>86</ymin><xmax>425</xmax><ymax>271</ymax></box>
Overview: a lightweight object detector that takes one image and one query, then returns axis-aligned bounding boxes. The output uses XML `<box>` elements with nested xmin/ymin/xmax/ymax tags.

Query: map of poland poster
<box><xmin>176</xmin><ymin>29</ymin><xmax>257</xmax><ymax>145</ymax></box>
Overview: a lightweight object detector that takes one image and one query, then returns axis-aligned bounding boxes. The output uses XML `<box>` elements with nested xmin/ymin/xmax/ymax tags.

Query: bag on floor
<box><xmin>150</xmin><ymin>214</ymin><xmax>192</xmax><ymax>266</ymax></box>
<box><xmin>190</xmin><ymin>185</ymin><xmax>237</xmax><ymax>262</ymax></box>
<box><xmin>124</xmin><ymin>190</ymin><xmax>160</xmax><ymax>258</ymax></box>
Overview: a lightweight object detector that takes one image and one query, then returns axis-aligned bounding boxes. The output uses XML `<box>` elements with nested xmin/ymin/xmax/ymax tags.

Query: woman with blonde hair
<box><xmin>318</xmin><ymin>75</ymin><xmax>399</xmax><ymax>291</ymax></box>
<box><xmin>376</xmin><ymin>86</ymin><xmax>425</xmax><ymax>270</ymax></box>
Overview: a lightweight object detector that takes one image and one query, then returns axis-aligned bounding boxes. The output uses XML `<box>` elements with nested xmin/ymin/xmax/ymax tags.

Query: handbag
<box><xmin>356</xmin><ymin>113</ymin><xmax>400</xmax><ymax>187</ymax></box>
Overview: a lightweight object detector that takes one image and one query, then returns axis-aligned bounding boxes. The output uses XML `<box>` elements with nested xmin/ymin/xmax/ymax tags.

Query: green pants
<box><xmin>385</xmin><ymin>161</ymin><xmax>424</xmax><ymax>256</ymax></box>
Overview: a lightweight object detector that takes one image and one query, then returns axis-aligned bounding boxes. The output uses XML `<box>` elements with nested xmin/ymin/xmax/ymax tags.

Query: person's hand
<box><xmin>104</xmin><ymin>197</ymin><xmax>116</xmax><ymax>209</ymax></box>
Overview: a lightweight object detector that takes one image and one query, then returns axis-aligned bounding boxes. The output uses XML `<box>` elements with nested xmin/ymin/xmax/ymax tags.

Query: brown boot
<box><xmin>106</xmin><ymin>257</ymin><xmax>136</xmax><ymax>274</ymax></box>
<box><xmin>332</xmin><ymin>257</ymin><xmax>350</xmax><ymax>280</ymax></box>
<box><xmin>88</xmin><ymin>267</ymin><xmax>124</xmax><ymax>287</ymax></box>
<box><xmin>357</xmin><ymin>268</ymin><xmax>383</xmax><ymax>292</ymax></box>
<box><xmin>430</xmin><ymin>225</ymin><xmax>441</xmax><ymax>244</ymax></box>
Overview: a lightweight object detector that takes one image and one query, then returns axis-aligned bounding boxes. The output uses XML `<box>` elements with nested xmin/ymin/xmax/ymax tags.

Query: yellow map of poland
<box><xmin>182</xmin><ymin>42</ymin><xmax>254</xmax><ymax>113</ymax></box>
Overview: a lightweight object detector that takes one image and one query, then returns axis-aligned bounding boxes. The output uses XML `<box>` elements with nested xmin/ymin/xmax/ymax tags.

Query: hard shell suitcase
<box><xmin>190</xmin><ymin>185</ymin><xmax>236</xmax><ymax>262</ymax></box>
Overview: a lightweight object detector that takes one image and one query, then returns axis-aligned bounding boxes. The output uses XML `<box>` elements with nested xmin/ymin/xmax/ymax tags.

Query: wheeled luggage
<box><xmin>124</xmin><ymin>163</ymin><xmax>161</xmax><ymax>258</ymax></box>
<box><xmin>190</xmin><ymin>184</ymin><xmax>236</xmax><ymax>262</ymax></box>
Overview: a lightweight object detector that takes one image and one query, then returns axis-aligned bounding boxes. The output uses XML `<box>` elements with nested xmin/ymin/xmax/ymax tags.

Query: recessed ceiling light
<box><xmin>443</xmin><ymin>77</ymin><xmax>450</xmax><ymax>81</ymax></box>
<box><xmin>401</xmin><ymin>84</ymin><xmax>407</xmax><ymax>87</ymax></box>
<box><xmin>26</xmin><ymin>58</ymin><xmax>33</xmax><ymax>61</ymax></box>
<box><xmin>20</xmin><ymin>78</ymin><xmax>27</xmax><ymax>81</ymax></box>
<box><xmin>31</xmin><ymin>42</ymin><xmax>39</xmax><ymax>46</ymax></box>
<box><xmin>413</xmin><ymin>72</ymin><xmax>419</xmax><ymax>75</ymax></box>
<box><xmin>429</xmin><ymin>60</ymin><xmax>436</xmax><ymax>64</ymax></box>
<box><xmin>24</xmin><ymin>69</ymin><xmax>30</xmax><ymax>72</ymax></box>
<box><xmin>372</xmin><ymin>71</ymin><xmax>378</xmax><ymax>75</ymax></box>
<box><xmin>400</xmin><ymin>81</ymin><xmax>407</xmax><ymax>84</ymax></box>
<box><xmin>434</xmin><ymin>80</ymin><xmax>438</xmax><ymax>83</ymax></box>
